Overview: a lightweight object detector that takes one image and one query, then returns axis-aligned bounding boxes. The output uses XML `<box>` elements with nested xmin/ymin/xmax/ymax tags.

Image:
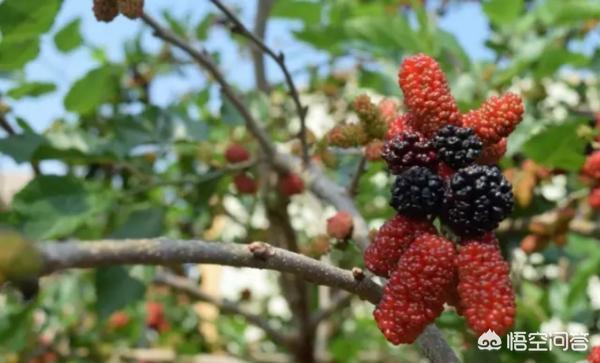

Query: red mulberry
<box><xmin>477</xmin><ymin>138</ymin><xmax>507</xmax><ymax>165</ymax></box>
<box><xmin>373</xmin><ymin>233</ymin><xmax>456</xmax><ymax>344</ymax></box>
<box><xmin>364</xmin><ymin>215</ymin><xmax>434</xmax><ymax>278</ymax></box>
<box><xmin>462</xmin><ymin>93</ymin><xmax>524</xmax><ymax>145</ymax></box>
<box><xmin>589</xmin><ymin>187</ymin><xmax>600</xmax><ymax>209</ymax></box>
<box><xmin>398</xmin><ymin>54</ymin><xmax>462</xmax><ymax>137</ymax></box>
<box><xmin>583</xmin><ymin>151</ymin><xmax>600</xmax><ymax>180</ymax></box>
<box><xmin>589</xmin><ymin>346</ymin><xmax>600</xmax><ymax>363</ymax></box>
<box><xmin>386</xmin><ymin>114</ymin><xmax>413</xmax><ymax>140</ymax></box>
<box><xmin>457</xmin><ymin>234</ymin><xmax>515</xmax><ymax>336</ymax></box>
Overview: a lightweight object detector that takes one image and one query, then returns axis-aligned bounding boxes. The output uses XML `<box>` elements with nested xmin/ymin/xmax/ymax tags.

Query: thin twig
<box><xmin>251</xmin><ymin>0</ymin><xmax>274</xmax><ymax>93</ymax></box>
<box><xmin>209</xmin><ymin>0</ymin><xmax>310</xmax><ymax>165</ymax></box>
<box><xmin>309</xmin><ymin>292</ymin><xmax>354</xmax><ymax>329</ymax></box>
<box><xmin>347</xmin><ymin>155</ymin><xmax>367</xmax><ymax>196</ymax></box>
<box><xmin>154</xmin><ymin>272</ymin><xmax>296</xmax><ymax>348</ymax></box>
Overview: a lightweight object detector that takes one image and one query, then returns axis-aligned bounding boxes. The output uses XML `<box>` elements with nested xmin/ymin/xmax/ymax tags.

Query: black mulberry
<box><xmin>390</xmin><ymin>166</ymin><xmax>444</xmax><ymax>217</ymax></box>
<box><xmin>382</xmin><ymin>132</ymin><xmax>437</xmax><ymax>174</ymax></box>
<box><xmin>442</xmin><ymin>165</ymin><xmax>513</xmax><ymax>237</ymax></box>
<box><xmin>433</xmin><ymin>125</ymin><xmax>482</xmax><ymax>169</ymax></box>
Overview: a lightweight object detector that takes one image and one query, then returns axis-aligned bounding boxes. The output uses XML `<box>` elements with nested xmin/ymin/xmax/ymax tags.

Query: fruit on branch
<box><xmin>373</xmin><ymin>233</ymin><xmax>456</xmax><ymax>344</ymax></box>
<box><xmin>583</xmin><ymin>150</ymin><xmax>600</xmax><ymax>180</ymax></box>
<box><xmin>146</xmin><ymin>301</ymin><xmax>169</xmax><ymax>332</ymax></box>
<box><xmin>364</xmin><ymin>139</ymin><xmax>384</xmax><ymax>161</ymax></box>
<box><xmin>118</xmin><ymin>0</ymin><xmax>144</xmax><ymax>19</ymax></box>
<box><xmin>385</xmin><ymin>114</ymin><xmax>413</xmax><ymax>140</ymax></box>
<box><xmin>233</xmin><ymin>173</ymin><xmax>258</xmax><ymax>195</ymax></box>
<box><xmin>108</xmin><ymin>311</ymin><xmax>130</xmax><ymax>329</ymax></box>
<box><xmin>433</xmin><ymin>125</ymin><xmax>482</xmax><ymax>169</ymax></box>
<box><xmin>278</xmin><ymin>173</ymin><xmax>304</xmax><ymax>196</ymax></box>
<box><xmin>589</xmin><ymin>346</ymin><xmax>600</xmax><ymax>363</ymax></box>
<box><xmin>377</xmin><ymin>98</ymin><xmax>398</xmax><ymax>125</ymax></box>
<box><xmin>382</xmin><ymin>132</ymin><xmax>438</xmax><ymax>173</ymax></box>
<box><xmin>398</xmin><ymin>54</ymin><xmax>462</xmax><ymax>137</ymax></box>
<box><xmin>589</xmin><ymin>187</ymin><xmax>600</xmax><ymax>209</ymax></box>
<box><xmin>477</xmin><ymin>138</ymin><xmax>507</xmax><ymax>165</ymax></box>
<box><xmin>457</xmin><ymin>234</ymin><xmax>515</xmax><ymax>336</ymax></box>
<box><xmin>390</xmin><ymin>166</ymin><xmax>444</xmax><ymax>217</ymax></box>
<box><xmin>327</xmin><ymin>123</ymin><xmax>368</xmax><ymax>148</ymax></box>
<box><xmin>225</xmin><ymin>144</ymin><xmax>251</xmax><ymax>164</ymax></box>
<box><xmin>354</xmin><ymin>94</ymin><xmax>387</xmax><ymax>139</ymax></box>
<box><xmin>326</xmin><ymin>211</ymin><xmax>354</xmax><ymax>240</ymax></box>
<box><xmin>364</xmin><ymin>215</ymin><xmax>435</xmax><ymax>278</ymax></box>
<box><xmin>363</xmin><ymin>53</ymin><xmax>520</xmax><ymax>344</ymax></box>
<box><xmin>442</xmin><ymin>165</ymin><xmax>513</xmax><ymax>237</ymax></box>
<box><xmin>462</xmin><ymin>93</ymin><xmax>524</xmax><ymax>145</ymax></box>
<box><xmin>93</xmin><ymin>0</ymin><xmax>119</xmax><ymax>22</ymax></box>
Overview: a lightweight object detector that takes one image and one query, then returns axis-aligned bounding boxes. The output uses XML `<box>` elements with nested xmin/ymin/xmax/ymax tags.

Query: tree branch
<box><xmin>154</xmin><ymin>272</ymin><xmax>296</xmax><ymax>348</ymax></box>
<box><xmin>309</xmin><ymin>291</ymin><xmax>353</xmax><ymax>329</ymax></box>
<box><xmin>37</xmin><ymin>238</ymin><xmax>459</xmax><ymax>362</ymax></box>
<box><xmin>141</xmin><ymin>13</ymin><xmax>277</xmax><ymax>162</ymax></box>
<box><xmin>347</xmin><ymin>155</ymin><xmax>367</xmax><ymax>197</ymax></box>
<box><xmin>40</xmin><ymin>239</ymin><xmax>381</xmax><ymax>303</ymax></box>
<box><xmin>250</xmin><ymin>0</ymin><xmax>274</xmax><ymax>93</ymax></box>
<box><xmin>209</xmin><ymin>0</ymin><xmax>310</xmax><ymax>164</ymax></box>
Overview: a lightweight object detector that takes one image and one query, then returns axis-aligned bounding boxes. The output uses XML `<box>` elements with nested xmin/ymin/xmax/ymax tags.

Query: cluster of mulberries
<box><xmin>365</xmin><ymin>54</ymin><xmax>522</xmax><ymax>344</ymax></box>
<box><xmin>93</xmin><ymin>0</ymin><xmax>144</xmax><ymax>22</ymax></box>
<box><xmin>225</xmin><ymin>144</ymin><xmax>304</xmax><ymax>197</ymax></box>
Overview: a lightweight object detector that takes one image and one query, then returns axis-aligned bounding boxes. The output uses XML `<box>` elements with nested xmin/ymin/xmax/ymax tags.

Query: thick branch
<box><xmin>38</xmin><ymin>238</ymin><xmax>459</xmax><ymax>362</ymax></box>
<box><xmin>40</xmin><ymin>239</ymin><xmax>381</xmax><ymax>303</ymax></box>
<box><xmin>209</xmin><ymin>0</ymin><xmax>310</xmax><ymax>164</ymax></box>
<box><xmin>154</xmin><ymin>272</ymin><xmax>295</xmax><ymax>348</ymax></box>
<box><xmin>141</xmin><ymin>13</ymin><xmax>277</xmax><ymax>161</ymax></box>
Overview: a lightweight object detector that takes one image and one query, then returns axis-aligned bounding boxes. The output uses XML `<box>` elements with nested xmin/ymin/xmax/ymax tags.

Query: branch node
<box><xmin>352</xmin><ymin>267</ymin><xmax>365</xmax><ymax>281</ymax></box>
<box><xmin>248</xmin><ymin>241</ymin><xmax>275</xmax><ymax>259</ymax></box>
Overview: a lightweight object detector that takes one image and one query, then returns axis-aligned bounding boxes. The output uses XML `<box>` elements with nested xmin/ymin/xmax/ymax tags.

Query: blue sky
<box><xmin>1</xmin><ymin>0</ymin><xmax>494</xmax><ymax>172</ymax></box>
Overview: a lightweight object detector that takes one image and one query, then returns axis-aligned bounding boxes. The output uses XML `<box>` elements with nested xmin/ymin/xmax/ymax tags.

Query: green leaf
<box><xmin>7</xmin><ymin>82</ymin><xmax>56</xmax><ymax>99</ymax></box>
<box><xmin>0</xmin><ymin>37</ymin><xmax>40</xmax><ymax>71</ymax></box>
<box><xmin>0</xmin><ymin>0</ymin><xmax>62</xmax><ymax>39</ymax></box>
<box><xmin>567</xmin><ymin>254</ymin><xmax>600</xmax><ymax>307</ymax></box>
<box><xmin>522</xmin><ymin>120</ymin><xmax>587</xmax><ymax>171</ymax></box>
<box><xmin>64</xmin><ymin>65</ymin><xmax>121</xmax><ymax>115</ymax></box>
<box><xmin>95</xmin><ymin>266</ymin><xmax>145</xmax><ymax>320</ymax></box>
<box><xmin>54</xmin><ymin>18</ymin><xmax>83</xmax><ymax>53</ymax></box>
<box><xmin>111</xmin><ymin>208</ymin><xmax>165</xmax><ymax>238</ymax></box>
<box><xmin>272</xmin><ymin>1</ymin><xmax>322</xmax><ymax>24</ymax></box>
<box><xmin>537</xmin><ymin>0</ymin><xmax>600</xmax><ymax>25</ymax></box>
<box><xmin>533</xmin><ymin>48</ymin><xmax>589</xmax><ymax>79</ymax></box>
<box><xmin>482</xmin><ymin>0</ymin><xmax>523</xmax><ymax>25</ymax></box>
<box><xmin>11</xmin><ymin>175</ymin><xmax>112</xmax><ymax>239</ymax></box>
<box><xmin>195</xmin><ymin>13</ymin><xmax>214</xmax><ymax>40</ymax></box>
<box><xmin>0</xmin><ymin>132</ymin><xmax>45</xmax><ymax>163</ymax></box>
